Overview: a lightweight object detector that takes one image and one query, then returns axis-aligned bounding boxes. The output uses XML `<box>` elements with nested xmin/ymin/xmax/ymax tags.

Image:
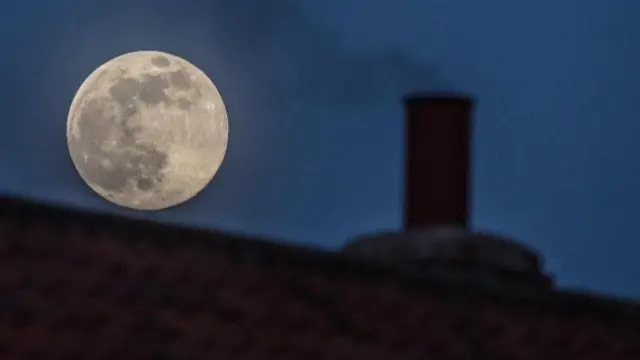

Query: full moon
<box><xmin>67</xmin><ymin>50</ymin><xmax>228</xmax><ymax>210</ymax></box>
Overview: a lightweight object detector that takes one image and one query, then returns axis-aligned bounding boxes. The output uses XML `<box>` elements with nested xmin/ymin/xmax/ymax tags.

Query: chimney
<box><xmin>342</xmin><ymin>92</ymin><xmax>554</xmax><ymax>292</ymax></box>
<box><xmin>403</xmin><ymin>94</ymin><xmax>473</xmax><ymax>229</ymax></box>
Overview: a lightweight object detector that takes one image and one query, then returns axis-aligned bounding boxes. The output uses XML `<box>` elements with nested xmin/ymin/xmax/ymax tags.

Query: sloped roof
<box><xmin>0</xmin><ymin>194</ymin><xmax>639</xmax><ymax>359</ymax></box>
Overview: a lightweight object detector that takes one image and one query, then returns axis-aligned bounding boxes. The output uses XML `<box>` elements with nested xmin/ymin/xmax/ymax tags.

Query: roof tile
<box><xmin>0</xmin><ymin>195</ymin><xmax>639</xmax><ymax>359</ymax></box>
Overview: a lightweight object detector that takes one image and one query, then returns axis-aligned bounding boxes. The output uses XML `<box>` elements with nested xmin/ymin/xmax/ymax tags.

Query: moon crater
<box><xmin>67</xmin><ymin>51</ymin><xmax>228</xmax><ymax>210</ymax></box>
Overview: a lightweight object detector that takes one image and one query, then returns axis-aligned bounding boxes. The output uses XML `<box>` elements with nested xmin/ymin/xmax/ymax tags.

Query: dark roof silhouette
<box><xmin>0</xmin><ymin>194</ymin><xmax>638</xmax><ymax>359</ymax></box>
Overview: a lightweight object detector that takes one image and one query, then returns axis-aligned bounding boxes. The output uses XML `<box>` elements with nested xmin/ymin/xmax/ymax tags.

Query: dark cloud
<box><xmin>8</xmin><ymin>0</ymin><xmax>439</xmax><ymax>110</ymax></box>
<box><xmin>205</xmin><ymin>0</ymin><xmax>441</xmax><ymax>107</ymax></box>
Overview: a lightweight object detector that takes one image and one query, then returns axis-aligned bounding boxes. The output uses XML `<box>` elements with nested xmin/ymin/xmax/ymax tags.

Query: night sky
<box><xmin>2</xmin><ymin>0</ymin><xmax>639</xmax><ymax>299</ymax></box>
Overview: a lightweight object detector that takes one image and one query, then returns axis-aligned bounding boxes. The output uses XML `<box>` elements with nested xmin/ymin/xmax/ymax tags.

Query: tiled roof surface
<box><xmin>0</xmin><ymin>195</ymin><xmax>639</xmax><ymax>360</ymax></box>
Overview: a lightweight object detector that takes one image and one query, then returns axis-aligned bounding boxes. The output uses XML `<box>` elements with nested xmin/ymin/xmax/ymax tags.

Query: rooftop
<box><xmin>0</xmin><ymin>194</ymin><xmax>639</xmax><ymax>359</ymax></box>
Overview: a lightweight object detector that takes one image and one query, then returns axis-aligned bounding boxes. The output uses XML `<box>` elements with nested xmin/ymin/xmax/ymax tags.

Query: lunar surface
<box><xmin>67</xmin><ymin>50</ymin><xmax>228</xmax><ymax>210</ymax></box>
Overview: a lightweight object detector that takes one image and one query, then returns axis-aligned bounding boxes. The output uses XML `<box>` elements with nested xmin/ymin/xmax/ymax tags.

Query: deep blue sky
<box><xmin>2</xmin><ymin>0</ymin><xmax>639</xmax><ymax>299</ymax></box>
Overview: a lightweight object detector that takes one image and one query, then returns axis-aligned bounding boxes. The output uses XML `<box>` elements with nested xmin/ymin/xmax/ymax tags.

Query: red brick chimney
<box><xmin>344</xmin><ymin>94</ymin><xmax>552</xmax><ymax>290</ymax></box>
<box><xmin>403</xmin><ymin>94</ymin><xmax>474</xmax><ymax>229</ymax></box>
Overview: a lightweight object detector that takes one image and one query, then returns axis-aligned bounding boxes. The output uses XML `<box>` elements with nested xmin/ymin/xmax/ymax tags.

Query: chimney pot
<box><xmin>403</xmin><ymin>93</ymin><xmax>474</xmax><ymax>229</ymax></box>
